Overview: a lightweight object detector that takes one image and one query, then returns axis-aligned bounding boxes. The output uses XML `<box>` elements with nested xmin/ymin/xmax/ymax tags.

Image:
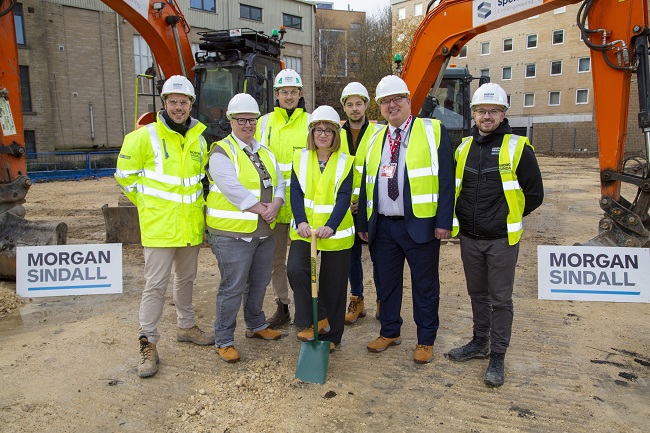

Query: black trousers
<box><xmin>287</xmin><ymin>239</ymin><xmax>351</xmax><ymax>345</ymax></box>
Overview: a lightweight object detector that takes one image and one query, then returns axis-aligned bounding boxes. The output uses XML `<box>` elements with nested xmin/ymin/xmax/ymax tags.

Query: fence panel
<box><xmin>26</xmin><ymin>151</ymin><xmax>119</xmax><ymax>181</ymax></box>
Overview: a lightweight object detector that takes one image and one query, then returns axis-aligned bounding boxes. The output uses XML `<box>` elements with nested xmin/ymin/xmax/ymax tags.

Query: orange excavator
<box><xmin>0</xmin><ymin>0</ymin><xmax>284</xmax><ymax>277</ymax></box>
<box><xmin>403</xmin><ymin>0</ymin><xmax>650</xmax><ymax>247</ymax></box>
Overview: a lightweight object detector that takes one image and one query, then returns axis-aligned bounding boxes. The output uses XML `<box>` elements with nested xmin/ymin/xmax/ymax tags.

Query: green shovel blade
<box><xmin>295</xmin><ymin>340</ymin><xmax>330</xmax><ymax>384</ymax></box>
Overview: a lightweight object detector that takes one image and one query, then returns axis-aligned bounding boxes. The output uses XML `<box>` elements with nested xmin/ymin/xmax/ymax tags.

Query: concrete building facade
<box><xmin>15</xmin><ymin>0</ymin><xmax>316</xmax><ymax>152</ymax></box>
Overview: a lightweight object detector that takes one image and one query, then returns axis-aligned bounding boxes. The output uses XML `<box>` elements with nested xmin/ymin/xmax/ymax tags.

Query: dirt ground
<box><xmin>0</xmin><ymin>156</ymin><xmax>648</xmax><ymax>433</ymax></box>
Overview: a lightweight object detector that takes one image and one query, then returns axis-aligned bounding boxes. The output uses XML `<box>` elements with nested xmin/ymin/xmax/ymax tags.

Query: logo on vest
<box><xmin>190</xmin><ymin>150</ymin><xmax>201</xmax><ymax>161</ymax></box>
<box><xmin>499</xmin><ymin>162</ymin><xmax>512</xmax><ymax>172</ymax></box>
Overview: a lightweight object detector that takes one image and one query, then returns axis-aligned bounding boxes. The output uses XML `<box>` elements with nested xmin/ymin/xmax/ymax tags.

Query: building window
<box><xmin>284</xmin><ymin>13</ymin><xmax>303</xmax><ymax>30</ymax></box>
<box><xmin>414</xmin><ymin>3</ymin><xmax>423</xmax><ymax>16</ymax></box>
<box><xmin>528</xmin><ymin>15</ymin><xmax>539</xmax><ymax>19</ymax></box>
<box><xmin>24</xmin><ymin>130</ymin><xmax>36</xmax><ymax>156</ymax></box>
<box><xmin>479</xmin><ymin>68</ymin><xmax>490</xmax><ymax>78</ymax></box>
<box><xmin>552</xmin><ymin>29</ymin><xmax>565</xmax><ymax>45</ymax></box>
<box><xmin>525</xmin><ymin>63</ymin><xmax>536</xmax><ymax>78</ymax></box>
<box><xmin>576</xmin><ymin>89</ymin><xmax>589</xmax><ymax>104</ymax></box>
<box><xmin>578</xmin><ymin>57</ymin><xmax>591</xmax><ymax>72</ymax></box>
<box><xmin>283</xmin><ymin>56</ymin><xmax>302</xmax><ymax>74</ymax></box>
<box><xmin>503</xmin><ymin>38</ymin><xmax>513</xmax><ymax>52</ymax></box>
<box><xmin>19</xmin><ymin>65</ymin><xmax>32</xmax><ymax>112</ymax></box>
<box><xmin>507</xmin><ymin>94</ymin><xmax>511</xmax><ymax>107</ymax></box>
<box><xmin>14</xmin><ymin>2</ymin><xmax>25</xmax><ymax>45</ymax></box>
<box><xmin>524</xmin><ymin>93</ymin><xmax>535</xmax><ymax>107</ymax></box>
<box><xmin>554</xmin><ymin>6</ymin><xmax>567</xmax><ymax>14</ymax></box>
<box><xmin>350</xmin><ymin>22</ymin><xmax>361</xmax><ymax>30</ymax></box>
<box><xmin>398</xmin><ymin>7</ymin><xmax>406</xmax><ymax>20</ymax></box>
<box><xmin>319</xmin><ymin>29</ymin><xmax>347</xmax><ymax>77</ymax></box>
<box><xmin>527</xmin><ymin>34</ymin><xmax>538</xmax><ymax>49</ymax></box>
<box><xmin>134</xmin><ymin>35</ymin><xmax>155</xmax><ymax>94</ymax></box>
<box><xmin>502</xmin><ymin>66</ymin><xmax>512</xmax><ymax>80</ymax></box>
<box><xmin>240</xmin><ymin>4</ymin><xmax>262</xmax><ymax>21</ymax></box>
<box><xmin>190</xmin><ymin>0</ymin><xmax>215</xmax><ymax>13</ymax></box>
<box><xmin>458</xmin><ymin>46</ymin><xmax>467</xmax><ymax>58</ymax></box>
<box><xmin>550</xmin><ymin>60</ymin><xmax>562</xmax><ymax>76</ymax></box>
<box><xmin>549</xmin><ymin>91</ymin><xmax>561</xmax><ymax>106</ymax></box>
<box><xmin>480</xmin><ymin>41</ymin><xmax>490</xmax><ymax>55</ymax></box>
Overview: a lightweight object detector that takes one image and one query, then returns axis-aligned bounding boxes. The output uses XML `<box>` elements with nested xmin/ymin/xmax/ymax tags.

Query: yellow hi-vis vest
<box><xmin>452</xmin><ymin>134</ymin><xmax>531</xmax><ymax>245</ymax></box>
<box><xmin>341</xmin><ymin>122</ymin><xmax>386</xmax><ymax>203</ymax></box>
<box><xmin>205</xmin><ymin>136</ymin><xmax>279</xmax><ymax>233</ymax></box>
<box><xmin>255</xmin><ymin>107</ymin><xmax>309</xmax><ymax>224</ymax></box>
<box><xmin>115</xmin><ymin>114</ymin><xmax>206</xmax><ymax>247</ymax></box>
<box><xmin>289</xmin><ymin>149</ymin><xmax>355</xmax><ymax>251</ymax></box>
<box><xmin>364</xmin><ymin>118</ymin><xmax>442</xmax><ymax>220</ymax></box>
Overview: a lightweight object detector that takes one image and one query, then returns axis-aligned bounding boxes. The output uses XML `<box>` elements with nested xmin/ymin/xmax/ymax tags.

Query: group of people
<box><xmin>115</xmin><ymin>69</ymin><xmax>543</xmax><ymax>388</ymax></box>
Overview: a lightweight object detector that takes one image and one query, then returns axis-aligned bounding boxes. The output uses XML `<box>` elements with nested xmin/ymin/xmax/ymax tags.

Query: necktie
<box><xmin>388</xmin><ymin>128</ymin><xmax>401</xmax><ymax>201</ymax></box>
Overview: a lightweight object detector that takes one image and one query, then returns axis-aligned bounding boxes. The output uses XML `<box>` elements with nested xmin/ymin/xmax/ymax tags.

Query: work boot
<box><xmin>447</xmin><ymin>336</ymin><xmax>490</xmax><ymax>362</ymax></box>
<box><xmin>138</xmin><ymin>336</ymin><xmax>159</xmax><ymax>378</ymax></box>
<box><xmin>375</xmin><ymin>300</ymin><xmax>380</xmax><ymax>320</ymax></box>
<box><xmin>245</xmin><ymin>327</ymin><xmax>282</xmax><ymax>340</ymax></box>
<box><xmin>177</xmin><ymin>325</ymin><xmax>215</xmax><ymax>346</ymax></box>
<box><xmin>485</xmin><ymin>352</ymin><xmax>506</xmax><ymax>387</ymax></box>
<box><xmin>329</xmin><ymin>342</ymin><xmax>335</xmax><ymax>353</ymax></box>
<box><xmin>413</xmin><ymin>344</ymin><xmax>434</xmax><ymax>364</ymax></box>
<box><xmin>296</xmin><ymin>318</ymin><xmax>331</xmax><ymax>341</ymax></box>
<box><xmin>367</xmin><ymin>335</ymin><xmax>401</xmax><ymax>353</ymax></box>
<box><xmin>216</xmin><ymin>346</ymin><xmax>240</xmax><ymax>363</ymax></box>
<box><xmin>267</xmin><ymin>300</ymin><xmax>291</xmax><ymax>328</ymax></box>
<box><xmin>344</xmin><ymin>296</ymin><xmax>366</xmax><ymax>324</ymax></box>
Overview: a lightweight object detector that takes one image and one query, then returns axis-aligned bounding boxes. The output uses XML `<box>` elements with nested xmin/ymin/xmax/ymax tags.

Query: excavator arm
<box><xmin>403</xmin><ymin>0</ymin><xmax>650</xmax><ymax>246</ymax></box>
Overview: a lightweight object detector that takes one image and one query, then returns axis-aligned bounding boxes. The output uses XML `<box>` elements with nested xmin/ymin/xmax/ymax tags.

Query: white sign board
<box><xmin>16</xmin><ymin>244</ymin><xmax>123</xmax><ymax>298</ymax></box>
<box><xmin>472</xmin><ymin>0</ymin><xmax>544</xmax><ymax>27</ymax></box>
<box><xmin>0</xmin><ymin>98</ymin><xmax>17</xmax><ymax>136</ymax></box>
<box><xmin>538</xmin><ymin>245</ymin><xmax>650</xmax><ymax>303</ymax></box>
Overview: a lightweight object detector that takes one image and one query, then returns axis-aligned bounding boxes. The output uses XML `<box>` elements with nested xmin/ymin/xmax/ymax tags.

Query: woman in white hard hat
<box><xmin>204</xmin><ymin>93</ymin><xmax>286</xmax><ymax>363</ymax></box>
<box><xmin>287</xmin><ymin>105</ymin><xmax>355</xmax><ymax>352</ymax></box>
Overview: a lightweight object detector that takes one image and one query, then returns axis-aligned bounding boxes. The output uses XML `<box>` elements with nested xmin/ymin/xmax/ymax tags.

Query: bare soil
<box><xmin>0</xmin><ymin>156</ymin><xmax>648</xmax><ymax>433</ymax></box>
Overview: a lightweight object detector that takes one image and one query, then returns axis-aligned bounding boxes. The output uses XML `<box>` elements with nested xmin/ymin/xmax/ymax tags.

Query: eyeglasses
<box><xmin>232</xmin><ymin>117</ymin><xmax>258</xmax><ymax>126</ymax></box>
<box><xmin>278</xmin><ymin>89</ymin><xmax>300</xmax><ymax>97</ymax></box>
<box><xmin>166</xmin><ymin>99</ymin><xmax>191</xmax><ymax>107</ymax></box>
<box><xmin>313</xmin><ymin>128</ymin><xmax>334</xmax><ymax>137</ymax></box>
<box><xmin>473</xmin><ymin>108</ymin><xmax>504</xmax><ymax>117</ymax></box>
<box><xmin>379</xmin><ymin>95</ymin><xmax>406</xmax><ymax>106</ymax></box>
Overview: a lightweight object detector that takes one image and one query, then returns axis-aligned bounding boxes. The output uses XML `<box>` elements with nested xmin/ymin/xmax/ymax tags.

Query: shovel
<box><xmin>295</xmin><ymin>231</ymin><xmax>330</xmax><ymax>384</ymax></box>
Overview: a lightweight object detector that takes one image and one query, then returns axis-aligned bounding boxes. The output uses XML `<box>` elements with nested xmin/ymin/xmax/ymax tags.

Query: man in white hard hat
<box><xmin>115</xmin><ymin>75</ymin><xmax>214</xmax><ymax>378</ymax></box>
<box><xmin>448</xmin><ymin>82</ymin><xmax>543</xmax><ymax>387</ymax></box>
<box><xmin>357</xmin><ymin>75</ymin><xmax>455</xmax><ymax>364</ymax></box>
<box><xmin>255</xmin><ymin>69</ymin><xmax>310</xmax><ymax>329</ymax></box>
<box><xmin>339</xmin><ymin>82</ymin><xmax>382</xmax><ymax>325</ymax></box>
<box><xmin>205</xmin><ymin>93</ymin><xmax>285</xmax><ymax>363</ymax></box>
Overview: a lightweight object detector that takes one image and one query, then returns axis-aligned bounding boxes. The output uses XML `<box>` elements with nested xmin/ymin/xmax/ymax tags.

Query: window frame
<box><xmin>548</xmin><ymin>90</ymin><xmax>561</xmax><ymax>106</ymax></box>
<box><xmin>554</xmin><ymin>6</ymin><xmax>567</xmax><ymax>14</ymax></box>
<box><xmin>576</xmin><ymin>88</ymin><xmax>589</xmax><ymax>104</ymax></box>
<box><xmin>414</xmin><ymin>3</ymin><xmax>423</xmax><ymax>16</ymax></box>
<box><xmin>189</xmin><ymin>0</ymin><xmax>216</xmax><ymax>13</ymax></box>
<box><xmin>14</xmin><ymin>2</ymin><xmax>25</xmax><ymax>46</ymax></box>
<box><xmin>19</xmin><ymin>65</ymin><xmax>32</xmax><ymax>113</ymax></box>
<box><xmin>480</xmin><ymin>41</ymin><xmax>490</xmax><ymax>55</ymax></box>
<box><xmin>398</xmin><ymin>7</ymin><xmax>406</xmax><ymax>20</ymax></box>
<box><xmin>525</xmin><ymin>63</ymin><xmax>536</xmax><ymax>78</ymax></box>
<box><xmin>527</xmin><ymin>33</ymin><xmax>538</xmax><ymax>49</ymax></box>
<box><xmin>550</xmin><ymin>60</ymin><xmax>563</xmax><ymax>76</ymax></box>
<box><xmin>458</xmin><ymin>46</ymin><xmax>467</xmax><ymax>58</ymax></box>
<box><xmin>240</xmin><ymin>4</ymin><xmax>262</xmax><ymax>22</ymax></box>
<box><xmin>283</xmin><ymin>13</ymin><xmax>303</xmax><ymax>30</ymax></box>
<box><xmin>502</xmin><ymin>66</ymin><xmax>512</xmax><ymax>81</ymax></box>
<box><xmin>523</xmin><ymin>93</ymin><xmax>535</xmax><ymax>107</ymax></box>
<box><xmin>552</xmin><ymin>29</ymin><xmax>565</xmax><ymax>45</ymax></box>
<box><xmin>479</xmin><ymin>68</ymin><xmax>490</xmax><ymax>78</ymax></box>
<box><xmin>503</xmin><ymin>37</ymin><xmax>513</xmax><ymax>52</ymax></box>
<box><xmin>578</xmin><ymin>57</ymin><xmax>591</xmax><ymax>73</ymax></box>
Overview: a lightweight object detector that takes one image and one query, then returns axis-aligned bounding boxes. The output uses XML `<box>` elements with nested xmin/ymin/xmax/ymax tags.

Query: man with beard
<box><xmin>448</xmin><ymin>82</ymin><xmax>544</xmax><ymax>387</ymax></box>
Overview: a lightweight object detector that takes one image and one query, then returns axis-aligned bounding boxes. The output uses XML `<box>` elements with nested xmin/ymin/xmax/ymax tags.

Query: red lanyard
<box><xmin>388</xmin><ymin>115</ymin><xmax>412</xmax><ymax>159</ymax></box>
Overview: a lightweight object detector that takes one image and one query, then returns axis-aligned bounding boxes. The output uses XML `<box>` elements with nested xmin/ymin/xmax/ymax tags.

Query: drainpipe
<box><xmin>116</xmin><ymin>13</ymin><xmax>126</xmax><ymax>135</ymax></box>
<box><xmin>89</xmin><ymin>102</ymin><xmax>95</xmax><ymax>144</ymax></box>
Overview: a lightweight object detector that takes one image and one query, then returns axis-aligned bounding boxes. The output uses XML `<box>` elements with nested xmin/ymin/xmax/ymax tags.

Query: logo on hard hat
<box><xmin>172</xmin><ymin>83</ymin><xmax>182</xmax><ymax>89</ymax></box>
<box><xmin>285</xmin><ymin>77</ymin><xmax>295</xmax><ymax>84</ymax></box>
<box><xmin>477</xmin><ymin>2</ymin><xmax>491</xmax><ymax>19</ymax></box>
<box><xmin>484</xmin><ymin>92</ymin><xmax>495</xmax><ymax>100</ymax></box>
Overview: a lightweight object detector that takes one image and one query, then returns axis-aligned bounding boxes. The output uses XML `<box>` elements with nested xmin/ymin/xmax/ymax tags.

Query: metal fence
<box><xmin>26</xmin><ymin>150</ymin><xmax>118</xmax><ymax>181</ymax></box>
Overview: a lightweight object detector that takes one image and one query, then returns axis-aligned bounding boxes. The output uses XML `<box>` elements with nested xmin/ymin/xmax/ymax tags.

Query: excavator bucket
<box><xmin>102</xmin><ymin>196</ymin><xmax>141</xmax><ymax>244</ymax></box>
<box><xmin>0</xmin><ymin>212</ymin><xmax>68</xmax><ymax>280</ymax></box>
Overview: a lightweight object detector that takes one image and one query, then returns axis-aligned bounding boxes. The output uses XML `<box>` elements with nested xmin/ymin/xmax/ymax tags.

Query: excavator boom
<box><xmin>403</xmin><ymin>0</ymin><xmax>650</xmax><ymax>246</ymax></box>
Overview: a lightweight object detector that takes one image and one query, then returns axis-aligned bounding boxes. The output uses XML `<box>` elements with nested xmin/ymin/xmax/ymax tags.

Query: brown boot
<box><xmin>138</xmin><ymin>336</ymin><xmax>159</xmax><ymax>378</ymax></box>
<box><xmin>267</xmin><ymin>300</ymin><xmax>291</xmax><ymax>328</ymax></box>
<box><xmin>296</xmin><ymin>318</ymin><xmax>331</xmax><ymax>341</ymax></box>
<box><xmin>344</xmin><ymin>296</ymin><xmax>366</xmax><ymax>325</ymax></box>
<box><xmin>177</xmin><ymin>325</ymin><xmax>215</xmax><ymax>346</ymax></box>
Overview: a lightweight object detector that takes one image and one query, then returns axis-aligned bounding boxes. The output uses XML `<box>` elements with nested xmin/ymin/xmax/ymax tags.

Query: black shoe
<box><xmin>447</xmin><ymin>336</ymin><xmax>490</xmax><ymax>362</ymax></box>
<box><xmin>485</xmin><ymin>352</ymin><xmax>505</xmax><ymax>387</ymax></box>
<box><xmin>267</xmin><ymin>300</ymin><xmax>290</xmax><ymax>329</ymax></box>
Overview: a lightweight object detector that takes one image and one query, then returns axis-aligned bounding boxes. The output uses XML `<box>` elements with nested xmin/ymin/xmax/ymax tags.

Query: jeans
<box><xmin>208</xmin><ymin>233</ymin><xmax>275</xmax><ymax>347</ymax></box>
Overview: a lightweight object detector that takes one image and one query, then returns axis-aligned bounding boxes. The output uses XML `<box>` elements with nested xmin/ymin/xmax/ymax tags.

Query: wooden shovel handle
<box><xmin>310</xmin><ymin>230</ymin><xmax>318</xmax><ymax>298</ymax></box>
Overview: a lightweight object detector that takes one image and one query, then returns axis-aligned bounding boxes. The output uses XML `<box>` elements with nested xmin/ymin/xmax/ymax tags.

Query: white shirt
<box><xmin>377</xmin><ymin>118</ymin><xmax>412</xmax><ymax>216</ymax></box>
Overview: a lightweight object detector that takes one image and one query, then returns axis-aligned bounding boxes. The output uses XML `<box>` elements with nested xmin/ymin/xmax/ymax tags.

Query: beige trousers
<box><xmin>271</xmin><ymin>223</ymin><xmax>291</xmax><ymax>304</ymax></box>
<box><xmin>139</xmin><ymin>246</ymin><xmax>200</xmax><ymax>344</ymax></box>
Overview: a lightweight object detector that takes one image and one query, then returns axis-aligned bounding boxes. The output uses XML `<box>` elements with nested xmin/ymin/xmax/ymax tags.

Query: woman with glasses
<box><xmin>287</xmin><ymin>106</ymin><xmax>355</xmax><ymax>352</ymax></box>
<box><xmin>205</xmin><ymin>93</ymin><xmax>286</xmax><ymax>363</ymax></box>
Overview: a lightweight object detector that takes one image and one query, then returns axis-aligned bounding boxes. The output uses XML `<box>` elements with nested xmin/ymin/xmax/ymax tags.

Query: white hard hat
<box><xmin>161</xmin><ymin>75</ymin><xmax>196</xmax><ymax>102</ymax></box>
<box><xmin>274</xmin><ymin>69</ymin><xmax>303</xmax><ymax>89</ymax></box>
<box><xmin>340</xmin><ymin>82</ymin><xmax>370</xmax><ymax>105</ymax></box>
<box><xmin>471</xmin><ymin>82</ymin><xmax>509</xmax><ymax>109</ymax></box>
<box><xmin>226</xmin><ymin>93</ymin><xmax>260</xmax><ymax>119</ymax></box>
<box><xmin>309</xmin><ymin>105</ymin><xmax>341</xmax><ymax>130</ymax></box>
<box><xmin>375</xmin><ymin>75</ymin><xmax>410</xmax><ymax>102</ymax></box>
